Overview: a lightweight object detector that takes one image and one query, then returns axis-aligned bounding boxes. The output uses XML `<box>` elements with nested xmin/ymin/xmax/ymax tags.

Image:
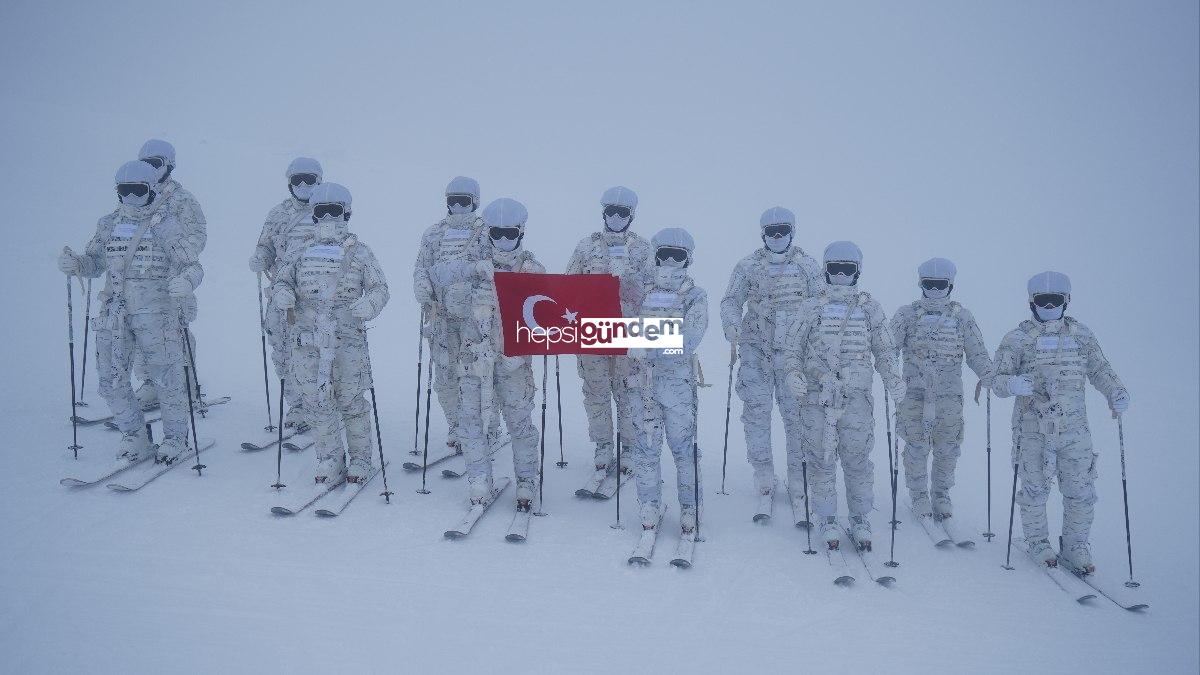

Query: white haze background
<box><xmin>0</xmin><ymin>1</ymin><xmax>1196</xmax><ymax>672</ymax></box>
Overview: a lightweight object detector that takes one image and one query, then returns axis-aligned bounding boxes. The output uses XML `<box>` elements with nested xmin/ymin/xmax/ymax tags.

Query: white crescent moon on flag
<box><xmin>522</xmin><ymin>295</ymin><xmax>560</xmax><ymax>337</ymax></box>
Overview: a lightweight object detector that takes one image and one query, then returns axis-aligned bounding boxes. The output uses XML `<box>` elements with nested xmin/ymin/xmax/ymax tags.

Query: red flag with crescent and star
<box><xmin>494</xmin><ymin>272</ymin><xmax>625</xmax><ymax>356</ymax></box>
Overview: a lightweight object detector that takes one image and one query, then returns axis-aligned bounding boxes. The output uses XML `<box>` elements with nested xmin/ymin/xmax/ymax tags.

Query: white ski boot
<box><xmin>1027</xmin><ymin>538</ymin><xmax>1058</xmax><ymax>568</ymax></box>
<box><xmin>116</xmin><ymin>430</ymin><xmax>153</xmax><ymax>463</ymax></box>
<box><xmin>617</xmin><ymin>447</ymin><xmax>633</xmax><ymax>475</ymax></box>
<box><xmin>849</xmin><ymin>515</ymin><xmax>872</xmax><ymax>551</ymax></box>
<box><xmin>754</xmin><ymin>469</ymin><xmax>777</xmax><ymax>496</ymax></box>
<box><xmin>285</xmin><ymin>405</ymin><xmax>308</xmax><ymax>430</ymax></box>
<box><xmin>821</xmin><ymin>516</ymin><xmax>841</xmax><ymax>550</ymax></box>
<box><xmin>314</xmin><ymin>453</ymin><xmax>346</xmax><ymax>484</ymax></box>
<box><xmin>594</xmin><ymin>441</ymin><xmax>615</xmax><ymax>472</ymax></box>
<box><xmin>932</xmin><ymin>491</ymin><xmax>953</xmax><ymax>520</ymax></box>
<box><xmin>468</xmin><ymin>474</ymin><xmax>494</xmax><ymax>505</ymax></box>
<box><xmin>346</xmin><ymin>456</ymin><xmax>373</xmax><ymax>484</ymax></box>
<box><xmin>136</xmin><ymin>381</ymin><xmax>159</xmax><ymax>410</ymax></box>
<box><xmin>515</xmin><ymin>477</ymin><xmax>537</xmax><ymax>510</ymax></box>
<box><xmin>640</xmin><ymin>501</ymin><xmax>661</xmax><ymax>530</ymax></box>
<box><xmin>911</xmin><ymin>490</ymin><xmax>933</xmax><ymax>517</ymax></box>
<box><xmin>1060</xmin><ymin>540</ymin><xmax>1095</xmax><ymax>575</ymax></box>
<box><xmin>155</xmin><ymin>436</ymin><xmax>190</xmax><ymax>465</ymax></box>
<box><xmin>680</xmin><ymin>506</ymin><xmax>698</xmax><ymax>535</ymax></box>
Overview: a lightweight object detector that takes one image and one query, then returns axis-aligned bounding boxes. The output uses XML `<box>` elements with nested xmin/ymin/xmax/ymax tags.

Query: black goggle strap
<box><xmin>116</xmin><ymin>182</ymin><xmax>150</xmax><ymax>198</ymax></box>
<box><xmin>920</xmin><ymin>278</ymin><xmax>951</xmax><ymax>290</ymax></box>
<box><xmin>603</xmin><ymin>205</ymin><xmax>632</xmax><ymax>219</ymax></box>
<box><xmin>1031</xmin><ymin>293</ymin><xmax>1066</xmax><ymax>308</ymax></box>
<box><xmin>289</xmin><ymin>173</ymin><xmax>319</xmax><ymax>187</ymax></box>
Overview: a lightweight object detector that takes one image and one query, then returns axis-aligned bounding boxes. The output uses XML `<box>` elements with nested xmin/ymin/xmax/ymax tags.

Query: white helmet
<box><xmin>824</xmin><ymin>240</ymin><xmax>862</xmax><ymax>264</ymax></box>
<box><xmin>1027</xmin><ymin>271</ymin><xmax>1071</xmax><ymax>301</ymax></box>
<box><xmin>115</xmin><ymin>160</ymin><xmax>159</xmax><ymax>207</ymax></box>
<box><xmin>759</xmin><ymin>206</ymin><xmax>795</xmax><ymax>229</ymax></box>
<box><xmin>285</xmin><ymin>157</ymin><xmax>323</xmax><ymax>180</ymax></box>
<box><xmin>445</xmin><ymin>175</ymin><xmax>480</xmax><ymax>214</ymax></box>
<box><xmin>652</xmin><ymin>227</ymin><xmax>694</xmax><ymax>266</ymax></box>
<box><xmin>601</xmin><ymin>186</ymin><xmax>638</xmax><ymax>212</ymax></box>
<box><xmin>309</xmin><ymin>182</ymin><xmax>352</xmax><ymax>222</ymax></box>
<box><xmin>138</xmin><ymin>138</ymin><xmax>176</xmax><ymax>183</ymax></box>
<box><xmin>918</xmin><ymin>257</ymin><xmax>956</xmax><ymax>299</ymax></box>
<box><xmin>760</xmin><ymin>206</ymin><xmax>795</xmax><ymax>253</ymax></box>
<box><xmin>483</xmin><ymin>198</ymin><xmax>527</xmax><ymax>252</ymax></box>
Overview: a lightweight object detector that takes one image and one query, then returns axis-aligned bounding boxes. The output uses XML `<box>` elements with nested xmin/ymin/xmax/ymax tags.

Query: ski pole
<box><xmin>412</xmin><ymin>306</ymin><xmax>427</xmax><ymax>456</ymax></box>
<box><xmin>1116</xmin><ymin>415</ymin><xmax>1140</xmax><ymax>588</ymax></box>
<box><xmin>535</xmin><ymin>355</ymin><xmax>549</xmax><ymax>516</ymax></box>
<box><xmin>983</xmin><ymin>387</ymin><xmax>995</xmax><ymax>541</ymax></box>
<box><xmin>1002</xmin><ymin>460</ymin><xmax>1019</xmax><ymax>570</ymax></box>
<box><xmin>417</xmin><ymin>360</ymin><xmax>435</xmax><ymax>494</ymax></box>
<box><xmin>801</xmin><ymin>460</ymin><xmax>816</xmax><ymax>555</ymax></box>
<box><xmin>272</xmin><ymin>378</ymin><xmax>286</xmax><ymax>489</ymax></box>
<box><xmin>691</xmin><ymin>362</ymin><xmax>703</xmax><ymax>540</ymax></box>
<box><xmin>363</xmin><ymin>329</ymin><xmax>394</xmax><ymax>503</ymax></box>
<box><xmin>611</xmin><ymin>357</ymin><xmax>624</xmax><ymax>530</ymax></box>
<box><xmin>884</xmin><ymin>391</ymin><xmax>901</xmax><ymax>528</ymax></box>
<box><xmin>65</xmin><ymin>276</ymin><xmax>81</xmax><ymax>458</ymax></box>
<box><xmin>77</xmin><ymin>277</ymin><xmax>91</xmax><ymax>407</ymax></box>
<box><xmin>554</xmin><ymin>355</ymin><xmax>566</xmax><ymax>468</ymax></box>
<box><xmin>718</xmin><ymin>342</ymin><xmax>735</xmax><ymax>495</ymax></box>
<box><xmin>180</xmin><ymin>315</ymin><xmax>206</xmax><ymax>476</ymax></box>
<box><xmin>256</xmin><ymin>272</ymin><xmax>276</xmax><ymax>432</ymax></box>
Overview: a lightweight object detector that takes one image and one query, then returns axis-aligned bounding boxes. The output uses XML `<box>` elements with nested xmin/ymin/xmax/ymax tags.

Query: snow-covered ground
<box><xmin>1</xmin><ymin>2</ymin><xmax>1196</xmax><ymax>672</ymax></box>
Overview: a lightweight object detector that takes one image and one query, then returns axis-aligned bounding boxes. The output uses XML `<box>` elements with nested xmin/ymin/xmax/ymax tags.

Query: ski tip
<box><xmin>106</xmin><ymin>483</ymin><xmax>135</xmax><ymax>491</ymax></box>
<box><xmin>936</xmin><ymin>539</ymin><xmax>955</xmax><ymax>549</ymax></box>
<box><xmin>270</xmin><ymin>506</ymin><xmax>295</xmax><ymax>516</ymax></box>
<box><xmin>441</xmin><ymin>470</ymin><xmax>462</xmax><ymax>479</ymax></box>
<box><xmin>240</xmin><ymin>443</ymin><xmax>262</xmax><ymax>451</ymax></box>
<box><xmin>505</xmin><ymin>534</ymin><xmax>526</xmax><ymax>542</ymax></box>
<box><xmin>1125</xmin><ymin>603</ymin><xmax>1150</xmax><ymax>612</ymax></box>
<box><xmin>592</xmin><ymin>492</ymin><xmax>611</xmax><ymax>501</ymax></box>
<box><xmin>402</xmin><ymin>463</ymin><xmax>423</xmax><ymax>471</ymax></box>
<box><xmin>669</xmin><ymin>559</ymin><xmax>692</xmax><ymax>569</ymax></box>
<box><xmin>628</xmin><ymin>557</ymin><xmax>651</xmax><ymax>566</ymax></box>
<box><xmin>1076</xmin><ymin>595</ymin><xmax>1099</xmax><ymax>604</ymax></box>
<box><xmin>752</xmin><ymin>514</ymin><xmax>771</xmax><ymax>523</ymax></box>
<box><xmin>60</xmin><ymin>478</ymin><xmax>88</xmax><ymax>487</ymax></box>
<box><xmin>834</xmin><ymin>575</ymin><xmax>855</xmax><ymax>586</ymax></box>
<box><xmin>444</xmin><ymin>531</ymin><xmax>467</xmax><ymax>539</ymax></box>
<box><xmin>794</xmin><ymin>520</ymin><xmax>812</xmax><ymax>530</ymax></box>
<box><xmin>314</xmin><ymin>510</ymin><xmax>338</xmax><ymax>518</ymax></box>
<box><xmin>876</xmin><ymin>576</ymin><xmax>897</xmax><ymax>586</ymax></box>
<box><xmin>956</xmin><ymin>541</ymin><xmax>977</xmax><ymax>550</ymax></box>
<box><xmin>574</xmin><ymin>489</ymin><xmax>594</xmax><ymax>498</ymax></box>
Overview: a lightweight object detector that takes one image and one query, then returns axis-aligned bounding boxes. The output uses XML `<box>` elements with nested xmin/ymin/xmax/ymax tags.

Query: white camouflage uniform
<box><xmin>890</xmin><ymin>258</ymin><xmax>994</xmax><ymax>511</ymax></box>
<box><xmin>455</xmin><ymin>198</ymin><xmax>544</xmax><ymax>503</ymax></box>
<box><xmin>70</xmin><ymin>161</ymin><xmax>204</xmax><ymax>461</ymax></box>
<box><xmin>566</xmin><ymin>186</ymin><xmax>654</xmax><ymax>469</ymax></box>
<box><xmin>250</xmin><ymin>158</ymin><xmax>320</xmax><ymax>423</ymax></box>
<box><xmin>720</xmin><ymin>207</ymin><xmax>822</xmax><ymax>495</ymax></box>
<box><xmin>413</xmin><ymin>177</ymin><xmax>493</xmax><ymax>449</ymax></box>
<box><xmin>272</xmin><ymin>185</ymin><xmax>389</xmax><ymax>481</ymax></box>
<box><xmin>629</xmin><ymin>228</ymin><xmax>708</xmax><ymax>530</ymax></box>
<box><xmin>992</xmin><ymin>271</ymin><xmax>1126</xmax><ymax>565</ymax></box>
<box><xmin>778</xmin><ymin>243</ymin><xmax>903</xmax><ymax>526</ymax></box>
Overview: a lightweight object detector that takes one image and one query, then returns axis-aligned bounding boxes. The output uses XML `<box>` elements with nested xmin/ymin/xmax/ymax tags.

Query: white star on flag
<box><xmin>562</xmin><ymin>308</ymin><xmax>578</xmax><ymax>323</ymax></box>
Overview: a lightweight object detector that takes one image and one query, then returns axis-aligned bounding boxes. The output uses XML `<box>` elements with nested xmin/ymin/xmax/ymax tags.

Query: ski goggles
<box><xmin>312</xmin><ymin>203</ymin><xmax>346</xmax><ymax>220</ymax></box>
<box><xmin>603</xmin><ymin>205</ymin><xmax>632</xmax><ymax>219</ymax></box>
<box><xmin>763</xmin><ymin>223</ymin><xmax>792</xmax><ymax>238</ymax></box>
<box><xmin>141</xmin><ymin>156</ymin><xmax>167</xmax><ymax>170</ymax></box>
<box><xmin>489</xmin><ymin>226</ymin><xmax>522</xmax><ymax>240</ymax></box>
<box><xmin>447</xmin><ymin>195</ymin><xmax>475</xmax><ymax>209</ymax></box>
<box><xmin>288</xmin><ymin>173</ymin><xmax>319</xmax><ymax>187</ymax></box>
<box><xmin>920</xmin><ymin>278</ymin><xmax>951</xmax><ymax>291</ymax></box>
<box><xmin>826</xmin><ymin>261</ymin><xmax>858</xmax><ymax>276</ymax></box>
<box><xmin>655</xmin><ymin>246</ymin><xmax>689</xmax><ymax>266</ymax></box>
<box><xmin>116</xmin><ymin>182</ymin><xmax>150</xmax><ymax>198</ymax></box>
<box><xmin>1031</xmin><ymin>293</ymin><xmax>1067</xmax><ymax>309</ymax></box>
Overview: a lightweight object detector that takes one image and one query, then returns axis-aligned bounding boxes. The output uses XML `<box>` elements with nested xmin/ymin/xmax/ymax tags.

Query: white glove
<box><xmin>58</xmin><ymin>247</ymin><xmax>83</xmax><ymax>276</ymax></box>
<box><xmin>1006</xmin><ymin>375</ymin><xmax>1034</xmax><ymax>396</ymax></box>
<box><xmin>273</xmin><ymin>287</ymin><xmax>296</xmax><ymax>310</ymax></box>
<box><xmin>248</xmin><ymin>255</ymin><xmax>269</xmax><ymax>274</ymax></box>
<box><xmin>349</xmin><ymin>296</ymin><xmax>376</xmax><ymax>320</ymax></box>
<box><xmin>1109</xmin><ymin>388</ymin><xmax>1130</xmax><ymax>414</ymax></box>
<box><xmin>886</xmin><ymin>379</ymin><xmax>906</xmax><ymax>404</ymax></box>
<box><xmin>168</xmin><ymin>276</ymin><xmax>192</xmax><ymax>299</ymax></box>
<box><xmin>475</xmin><ymin>260</ymin><xmax>495</xmax><ymax>280</ymax></box>
<box><xmin>785</xmin><ymin>372</ymin><xmax>808</xmax><ymax>399</ymax></box>
<box><xmin>723</xmin><ymin>322</ymin><xmax>739</xmax><ymax>343</ymax></box>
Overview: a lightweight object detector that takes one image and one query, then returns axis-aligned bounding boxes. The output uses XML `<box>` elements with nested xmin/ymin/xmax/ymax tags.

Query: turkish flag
<box><xmin>494</xmin><ymin>272</ymin><xmax>625</xmax><ymax>356</ymax></box>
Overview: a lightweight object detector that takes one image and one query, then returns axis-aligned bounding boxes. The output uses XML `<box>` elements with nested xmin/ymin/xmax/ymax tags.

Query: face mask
<box><xmin>316</xmin><ymin>218</ymin><xmax>347</xmax><ymax>243</ymax></box>
<box><xmin>922</xmin><ymin>286</ymin><xmax>950</xmax><ymax>299</ymax></box>
<box><xmin>654</xmin><ymin>265</ymin><xmax>686</xmax><ymax>290</ymax></box>
<box><xmin>448</xmin><ymin>202</ymin><xmax>474</xmax><ymax>215</ymax></box>
<box><xmin>491</xmin><ymin>236</ymin><xmax>520</xmax><ymax>252</ymax></box>
<box><xmin>291</xmin><ymin>183</ymin><xmax>315</xmax><ymax>202</ymax></box>
<box><xmin>764</xmin><ymin>232</ymin><xmax>792</xmax><ymax>254</ymax></box>
<box><xmin>604</xmin><ymin>214</ymin><xmax>631</xmax><ymax>233</ymax></box>
<box><xmin>1034</xmin><ymin>304</ymin><xmax>1065</xmax><ymax>322</ymax></box>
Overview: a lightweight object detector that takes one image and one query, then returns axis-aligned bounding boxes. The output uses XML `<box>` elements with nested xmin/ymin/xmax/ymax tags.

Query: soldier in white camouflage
<box><xmin>271</xmin><ymin>183</ymin><xmax>390</xmax><ymax>483</ymax></box>
<box><xmin>412</xmin><ymin>176</ymin><xmax>496</xmax><ymax>452</ymax></box>
<box><xmin>890</xmin><ymin>257</ymin><xmax>995</xmax><ymax>520</ymax></box>
<box><xmin>777</xmin><ymin>241</ymin><xmax>905</xmax><ymax>551</ymax></box>
<box><xmin>249</xmin><ymin>157</ymin><xmax>322</xmax><ymax>428</ymax></box>
<box><xmin>565</xmin><ymin>186</ymin><xmax>653</xmax><ymax>480</ymax></box>
<box><xmin>58</xmin><ymin>160</ymin><xmax>205</xmax><ymax>466</ymax></box>
<box><xmin>132</xmin><ymin>139</ymin><xmax>207</xmax><ymax>408</ymax></box>
<box><xmin>992</xmin><ymin>271</ymin><xmax>1128</xmax><ymax>574</ymax></box>
<box><xmin>720</xmin><ymin>206</ymin><xmax>822</xmax><ymax>505</ymax></box>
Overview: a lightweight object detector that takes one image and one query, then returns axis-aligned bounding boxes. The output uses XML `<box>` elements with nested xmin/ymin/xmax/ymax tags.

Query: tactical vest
<box><xmin>577</xmin><ymin>231</ymin><xmax>642</xmax><ymax>277</ymax></box>
<box><xmin>1027</xmin><ymin>319</ymin><xmax>1087</xmax><ymax>399</ymax></box>
<box><xmin>431</xmin><ymin>216</ymin><xmax>484</xmax><ymax>319</ymax></box>
<box><xmin>105</xmin><ymin>216</ymin><xmax>168</xmax><ymax>281</ymax></box>
<box><xmin>809</xmin><ymin>293</ymin><xmax>874</xmax><ymax>392</ymax></box>
<box><xmin>744</xmin><ymin>250</ymin><xmax>815</xmax><ymax>339</ymax></box>
<box><xmin>278</xmin><ymin>207</ymin><xmax>316</xmax><ymax>263</ymax></box>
